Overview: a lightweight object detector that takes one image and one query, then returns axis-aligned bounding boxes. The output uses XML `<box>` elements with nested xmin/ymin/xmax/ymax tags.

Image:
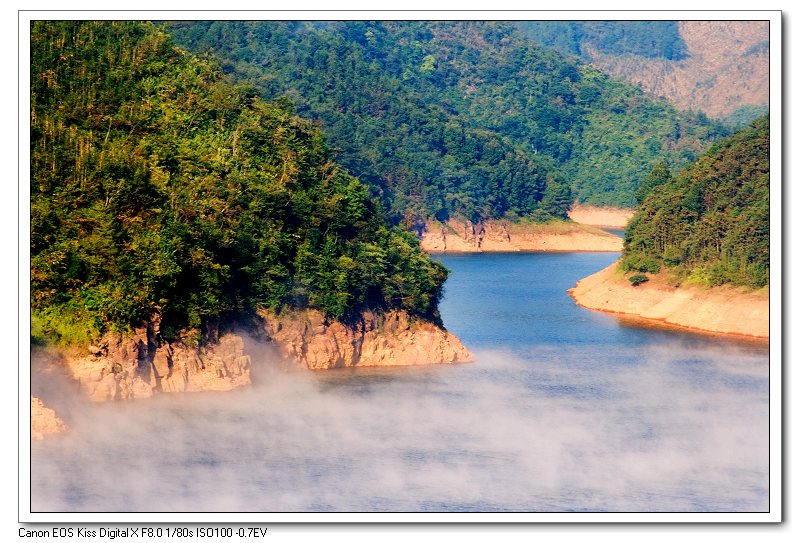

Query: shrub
<box><xmin>628</xmin><ymin>274</ymin><xmax>650</xmax><ymax>286</ymax></box>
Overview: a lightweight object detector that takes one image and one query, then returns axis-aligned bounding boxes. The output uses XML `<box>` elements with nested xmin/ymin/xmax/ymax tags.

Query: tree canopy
<box><xmin>31</xmin><ymin>21</ymin><xmax>449</xmax><ymax>345</ymax></box>
<box><xmin>166</xmin><ymin>21</ymin><xmax>726</xmax><ymax>214</ymax></box>
<box><xmin>622</xmin><ymin>116</ymin><xmax>769</xmax><ymax>289</ymax></box>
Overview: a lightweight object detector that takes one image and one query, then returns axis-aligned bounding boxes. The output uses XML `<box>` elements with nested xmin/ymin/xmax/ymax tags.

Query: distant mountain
<box><xmin>523</xmin><ymin>21</ymin><xmax>769</xmax><ymax>119</ymax></box>
<box><xmin>166</xmin><ymin>21</ymin><xmax>726</xmax><ymax>213</ymax></box>
<box><xmin>623</xmin><ymin>116</ymin><xmax>769</xmax><ymax>289</ymax></box>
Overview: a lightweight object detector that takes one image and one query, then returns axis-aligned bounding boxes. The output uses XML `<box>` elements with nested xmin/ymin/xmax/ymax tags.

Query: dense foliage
<box><xmin>166</xmin><ymin>21</ymin><xmax>725</xmax><ymax>212</ymax></box>
<box><xmin>30</xmin><ymin>21</ymin><xmax>448</xmax><ymax>344</ymax></box>
<box><xmin>622</xmin><ymin>116</ymin><xmax>769</xmax><ymax>289</ymax></box>
<box><xmin>518</xmin><ymin>21</ymin><xmax>688</xmax><ymax>61</ymax></box>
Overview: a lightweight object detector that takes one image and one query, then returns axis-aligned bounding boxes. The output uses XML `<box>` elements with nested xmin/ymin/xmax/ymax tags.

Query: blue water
<box><xmin>434</xmin><ymin>252</ymin><xmax>766</xmax><ymax>353</ymax></box>
<box><xmin>30</xmin><ymin>252</ymin><xmax>770</xmax><ymax>513</ymax></box>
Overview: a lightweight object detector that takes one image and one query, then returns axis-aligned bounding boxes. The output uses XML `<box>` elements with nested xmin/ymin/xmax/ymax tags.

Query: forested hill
<box><xmin>518</xmin><ymin>21</ymin><xmax>688</xmax><ymax>61</ymax></box>
<box><xmin>622</xmin><ymin>116</ymin><xmax>769</xmax><ymax>289</ymax></box>
<box><xmin>166</xmin><ymin>21</ymin><xmax>726</xmax><ymax>215</ymax></box>
<box><xmin>31</xmin><ymin>21</ymin><xmax>449</xmax><ymax>345</ymax></box>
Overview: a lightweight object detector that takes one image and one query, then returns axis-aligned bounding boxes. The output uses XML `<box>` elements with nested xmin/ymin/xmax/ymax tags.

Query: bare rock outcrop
<box><xmin>31</xmin><ymin>396</ymin><xmax>67</xmax><ymax>440</ymax></box>
<box><xmin>65</xmin><ymin>318</ymin><xmax>251</xmax><ymax>401</ymax></box>
<box><xmin>59</xmin><ymin>308</ymin><xmax>470</xmax><ymax>400</ymax></box>
<box><xmin>258</xmin><ymin>308</ymin><xmax>473</xmax><ymax>370</ymax></box>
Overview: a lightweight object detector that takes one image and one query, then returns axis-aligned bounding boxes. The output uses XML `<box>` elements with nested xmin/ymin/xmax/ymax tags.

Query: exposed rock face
<box><xmin>569</xmin><ymin>262</ymin><xmax>769</xmax><ymax>338</ymax></box>
<box><xmin>588</xmin><ymin>21</ymin><xmax>769</xmax><ymax>118</ymax></box>
<box><xmin>60</xmin><ymin>308</ymin><xmax>470</xmax><ymax>400</ymax></box>
<box><xmin>65</xmin><ymin>318</ymin><xmax>252</xmax><ymax>401</ymax></box>
<box><xmin>258</xmin><ymin>309</ymin><xmax>473</xmax><ymax>370</ymax></box>
<box><xmin>31</xmin><ymin>396</ymin><xmax>67</xmax><ymax>440</ymax></box>
<box><xmin>419</xmin><ymin>219</ymin><xmax>622</xmax><ymax>253</ymax></box>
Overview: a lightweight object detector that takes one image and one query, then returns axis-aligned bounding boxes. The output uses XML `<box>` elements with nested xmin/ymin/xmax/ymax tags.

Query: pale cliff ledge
<box><xmin>418</xmin><ymin>219</ymin><xmax>622</xmax><ymax>253</ymax></box>
<box><xmin>51</xmin><ymin>308</ymin><xmax>470</xmax><ymax>404</ymax></box>
<box><xmin>568</xmin><ymin>261</ymin><xmax>769</xmax><ymax>339</ymax></box>
<box><xmin>33</xmin><ymin>308</ymin><xmax>469</xmax><ymax>438</ymax></box>
<box><xmin>63</xmin><ymin>317</ymin><xmax>252</xmax><ymax>402</ymax></box>
<box><xmin>258</xmin><ymin>308</ymin><xmax>473</xmax><ymax>370</ymax></box>
<box><xmin>31</xmin><ymin>396</ymin><xmax>67</xmax><ymax>440</ymax></box>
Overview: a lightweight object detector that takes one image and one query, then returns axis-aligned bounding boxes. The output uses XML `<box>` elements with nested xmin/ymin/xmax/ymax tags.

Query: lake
<box><xmin>30</xmin><ymin>252</ymin><xmax>769</xmax><ymax>513</ymax></box>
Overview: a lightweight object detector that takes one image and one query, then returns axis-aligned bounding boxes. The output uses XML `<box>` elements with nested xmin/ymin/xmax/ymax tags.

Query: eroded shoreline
<box><xmin>568</xmin><ymin>261</ymin><xmax>768</xmax><ymax>339</ymax></box>
<box><xmin>419</xmin><ymin>219</ymin><xmax>623</xmax><ymax>253</ymax></box>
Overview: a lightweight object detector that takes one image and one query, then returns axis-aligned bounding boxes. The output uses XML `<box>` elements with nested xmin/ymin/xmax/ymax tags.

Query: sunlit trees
<box><xmin>166</xmin><ymin>21</ymin><xmax>724</xmax><ymax>214</ymax></box>
<box><xmin>622</xmin><ymin>116</ymin><xmax>769</xmax><ymax>289</ymax></box>
<box><xmin>31</xmin><ymin>21</ymin><xmax>449</xmax><ymax>345</ymax></box>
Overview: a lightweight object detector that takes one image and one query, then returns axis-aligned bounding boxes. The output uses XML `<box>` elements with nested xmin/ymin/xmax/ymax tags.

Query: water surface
<box><xmin>31</xmin><ymin>252</ymin><xmax>769</xmax><ymax>513</ymax></box>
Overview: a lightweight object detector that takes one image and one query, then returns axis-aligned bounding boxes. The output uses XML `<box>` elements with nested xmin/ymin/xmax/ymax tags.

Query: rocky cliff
<box><xmin>419</xmin><ymin>219</ymin><xmax>622</xmax><ymax>253</ymax></box>
<box><xmin>31</xmin><ymin>396</ymin><xmax>67</xmax><ymax>440</ymax></box>
<box><xmin>569</xmin><ymin>262</ymin><xmax>769</xmax><ymax>339</ymax></box>
<box><xmin>259</xmin><ymin>309</ymin><xmax>472</xmax><ymax>370</ymax></box>
<box><xmin>53</xmin><ymin>308</ymin><xmax>470</xmax><ymax>404</ymax></box>
<box><xmin>64</xmin><ymin>317</ymin><xmax>252</xmax><ymax>401</ymax></box>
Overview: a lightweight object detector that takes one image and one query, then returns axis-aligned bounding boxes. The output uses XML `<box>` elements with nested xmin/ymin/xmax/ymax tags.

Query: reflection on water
<box><xmin>31</xmin><ymin>253</ymin><xmax>769</xmax><ymax>513</ymax></box>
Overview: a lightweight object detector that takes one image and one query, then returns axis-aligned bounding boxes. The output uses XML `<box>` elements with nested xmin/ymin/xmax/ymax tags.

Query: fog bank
<box><xmin>31</xmin><ymin>339</ymin><xmax>768</xmax><ymax>513</ymax></box>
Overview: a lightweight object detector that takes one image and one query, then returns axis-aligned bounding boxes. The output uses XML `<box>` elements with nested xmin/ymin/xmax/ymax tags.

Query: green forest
<box><xmin>622</xmin><ymin>116</ymin><xmax>769</xmax><ymax>289</ymax></box>
<box><xmin>165</xmin><ymin>21</ymin><xmax>727</xmax><ymax>215</ymax></box>
<box><xmin>30</xmin><ymin>21</ymin><xmax>449</xmax><ymax>345</ymax></box>
<box><xmin>518</xmin><ymin>21</ymin><xmax>688</xmax><ymax>61</ymax></box>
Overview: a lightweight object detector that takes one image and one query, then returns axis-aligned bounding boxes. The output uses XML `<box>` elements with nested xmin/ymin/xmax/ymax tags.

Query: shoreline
<box><xmin>568</xmin><ymin>261</ymin><xmax>768</xmax><ymax>340</ymax></box>
<box><xmin>31</xmin><ymin>309</ymin><xmax>472</xmax><ymax>438</ymax></box>
<box><xmin>570</xmin><ymin>292</ymin><xmax>769</xmax><ymax>344</ymax></box>
<box><xmin>33</xmin><ymin>308</ymin><xmax>472</xmax><ymax>402</ymax></box>
<box><xmin>419</xmin><ymin>219</ymin><xmax>623</xmax><ymax>253</ymax></box>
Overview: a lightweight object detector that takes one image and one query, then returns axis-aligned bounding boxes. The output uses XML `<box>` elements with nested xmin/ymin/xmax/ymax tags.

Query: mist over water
<box><xmin>31</xmin><ymin>253</ymin><xmax>769</xmax><ymax>513</ymax></box>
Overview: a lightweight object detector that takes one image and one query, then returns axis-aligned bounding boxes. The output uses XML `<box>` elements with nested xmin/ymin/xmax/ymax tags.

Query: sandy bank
<box><xmin>567</xmin><ymin>204</ymin><xmax>635</xmax><ymax>228</ymax></box>
<box><xmin>420</xmin><ymin>219</ymin><xmax>622</xmax><ymax>253</ymax></box>
<box><xmin>568</xmin><ymin>262</ymin><xmax>768</xmax><ymax>339</ymax></box>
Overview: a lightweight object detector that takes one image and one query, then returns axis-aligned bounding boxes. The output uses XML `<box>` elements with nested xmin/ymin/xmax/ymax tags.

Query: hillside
<box><xmin>166</xmin><ymin>21</ymin><xmax>726</xmax><ymax>213</ymax></box>
<box><xmin>622</xmin><ymin>116</ymin><xmax>769</xmax><ymax>289</ymax></box>
<box><xmin>519</xmin><ymin>21</ymin><xmax>688</xmax><ymax>61</ymax></box>
<box><xmin>30</xmin><ymin>21</ymin><xmax>450</xmax><ymax>346</ymax></box>
<box><xmin>524</xmin><ymin>21</ymin><xmax>769</xmax><ymax>119</ymax></box>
